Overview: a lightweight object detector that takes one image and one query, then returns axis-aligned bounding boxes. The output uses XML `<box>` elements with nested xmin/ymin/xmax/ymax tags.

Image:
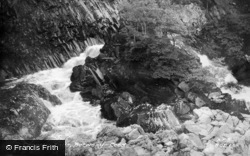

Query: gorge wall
<box><xmin>0</xmin><ymin>0</ymin><xmax>119</xmax><ymax>81</ymax></box>
<box><xmin>1</xmin><ymin>0</ymin><xmax>249</xmax><ymax>85</ymax></box>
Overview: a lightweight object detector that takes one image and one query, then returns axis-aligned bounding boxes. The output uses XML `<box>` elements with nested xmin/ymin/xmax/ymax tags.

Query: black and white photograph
<box><xmin>0</xmin><ymin>0</ymin><xmax>250</xmax><ymax>155</ymax></box>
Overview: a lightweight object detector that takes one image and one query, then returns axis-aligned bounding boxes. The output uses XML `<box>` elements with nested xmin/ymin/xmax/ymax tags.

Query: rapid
<box><xmin>10</xmin><ymin>44</ymin><xmax>113</xmax><ymax>141</ymax></box>
<box><xmin>169</xmin><ymin>34</ymin><xmax>250</xmax><ymax>105</ymax></box>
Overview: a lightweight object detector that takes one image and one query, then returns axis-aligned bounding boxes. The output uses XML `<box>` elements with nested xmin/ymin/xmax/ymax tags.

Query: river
<box><xmin>10</xmin><ymin>44</ymin><xmax>114</xmax><ymax>142</ymax></box>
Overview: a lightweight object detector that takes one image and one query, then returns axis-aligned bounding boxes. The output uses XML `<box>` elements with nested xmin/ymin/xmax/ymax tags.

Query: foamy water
<box><xmin>169</xmin><ymin>34</ymin><xmax>250</xmax><ymax>103</ymax></box>
<box><xmin>197</xmin><ymin>54</ymin><xmax>250</xmax><ymax>103</ymax></box>
<box><xmin>12</xmin><ymin>45</ymin><xmax>113</xmax><ymax>141</ymax></box>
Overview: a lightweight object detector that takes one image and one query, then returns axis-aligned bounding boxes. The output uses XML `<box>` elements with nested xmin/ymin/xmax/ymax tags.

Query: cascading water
<box><xmin>11</xmin><ymin>44</ymin><xmax>113</xmax><ymax>142</ymax></box>
<box><xmin>169</xmin><ymin>34</ymin><xmax>250</xmax><ymax>105</ymax></box>
<box><xmin>197</xmin><ymin>54</ymin><xmax>250</xmax><ymax>103</ymax></box>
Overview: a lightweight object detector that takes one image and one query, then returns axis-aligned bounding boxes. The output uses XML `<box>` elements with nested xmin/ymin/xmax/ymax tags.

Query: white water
<box><xmin>168</xmin><ymin>34</ymin><xmax>250</xmax><ymax>104</ymax></box>
<box><xmin>197</xmin><ymin>54</ymin><xmax>250</xmax><ymax>103</ymax></box>
<box><xmin>12</xmin><ymin>44</ymin><xmax>113</xmax><ymax>141</ymax></box>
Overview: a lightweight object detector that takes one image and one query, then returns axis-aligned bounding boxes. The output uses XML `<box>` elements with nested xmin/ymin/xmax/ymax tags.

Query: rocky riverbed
<box><xmin>66</xmin><ymin>107</ymin><xmax>250</xmax><ymax>156</ymax></box>
<box><xmin>1</xmin><ymin>0</ymin><xmax>250</xmax><ymax>156</ymax></box>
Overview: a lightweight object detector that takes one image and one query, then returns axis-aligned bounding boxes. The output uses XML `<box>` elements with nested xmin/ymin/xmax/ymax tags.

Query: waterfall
<box><xmin>169</xmin><ymin>34</ymin><xmax>250</xmax><ymax>104</ymax></box>
<box><xmin>11</xmin><ymin>44</ymin><xmax>113</xmax><ymax>141</ymax></box>
<box><xmin>197</xmin><ymin>54</ymin><xmax>250</xmax><ymax>103</ymax></box>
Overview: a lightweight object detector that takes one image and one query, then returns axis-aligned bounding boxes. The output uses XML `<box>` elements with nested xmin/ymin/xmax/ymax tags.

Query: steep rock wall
<box><xmin>0</xmin><ymin>0</ymin><xmax>119</xmax><ymax>81</ymax></box>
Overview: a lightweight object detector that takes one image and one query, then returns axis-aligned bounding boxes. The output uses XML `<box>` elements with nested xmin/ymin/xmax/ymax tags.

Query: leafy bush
<box><xmin>116</xmin><ymin>0</ymin><xmax>219</xmax><ymax>84</ymax></box>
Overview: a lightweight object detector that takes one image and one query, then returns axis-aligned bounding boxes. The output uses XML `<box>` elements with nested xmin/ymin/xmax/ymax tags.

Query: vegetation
<box><xmin>196</xmin><ymin>5</ymin><xmax>250</xmax><ymax>68</ymax></box>
<box><xmin>116</xmin><ymin>0</ymin><xmax>214</xmax><ymax>82</ymax></box>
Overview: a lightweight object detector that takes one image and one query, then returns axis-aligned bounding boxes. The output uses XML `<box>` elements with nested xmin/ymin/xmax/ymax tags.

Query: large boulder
<box><xmin>106</xmin><ymin>93</ymin><xmax>182</xmax><ymax>133</ymax></box>
<box><xmin>0</xmin><ymin>82</ymin><xmax>61</xmax><ymax>139</ymax></box>
<box><xmin>130</xmin><ymin>104</ymin><xmax>182</xmax><ymax>133</ymax></box>
<box><xmin>232</xmin><ymin>62</ymin><xmax>250</xmax><ymax>86</ymax></box>
<box><xmin>70</xmin><ymin>65</ymin><xmax>96</xmax><ymax>92</ymax></box>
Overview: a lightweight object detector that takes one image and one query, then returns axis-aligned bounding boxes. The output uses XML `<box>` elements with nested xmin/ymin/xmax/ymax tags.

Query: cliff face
<box><xmin>0</xmin><ymin>0</ymin><xmax>119</xmax><ymax>81</ymax></box>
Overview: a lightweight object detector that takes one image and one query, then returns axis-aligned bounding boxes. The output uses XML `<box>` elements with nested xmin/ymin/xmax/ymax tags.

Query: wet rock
<box><xmin>70</xmin><ymin>65</ymin><xmax>87</xmax><ymax>83</ymax></box>
<box><xmin>232</xmin><ymin>62</ymin><xmax>250</xmax><ymax>86</ymax></box>
<box><xmin>0</xmin><ymin>82</ymin><xmax>52</xmax><ymax>139</ymax></box>
<box><xmin>70</xmin><ymin>65</ymin><xmax>96</xmax><ymax>92</ymax></box>
<box><xmin>21</xmin><ymin>83</ymin><xmax>62</xmax><ymax>106</ymax></box>
<box><xmin>210</xmin><ymin>93</ymin><xmax>250</xmax><ymax>118</ymax></box>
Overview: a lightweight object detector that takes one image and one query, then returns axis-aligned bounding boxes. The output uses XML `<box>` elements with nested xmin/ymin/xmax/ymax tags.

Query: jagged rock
<box><xmin>184</xmin><ymin>120</ymin><xmax>213</xmax><ymax>136</ymax></box>
<box><xmin>174</xmin><ymin>98</ymin><xmax>192</xmax><ymax>115</ymax></box>
<box><xmin>208</xmin><ymin>92</ymin><xmax>225</xmax><ymax>103</ymax></box>
<box><xmin>127</xmin><ymin>129</ymin><xmax>142</xmax><ymax>140</ymax></box>
<box><xmin>182</xmin><ymin>107</ymin><xmax>250</xmax><ymax>155</ymax></box>
<box><xmin>67</xmin><ymin>110</ymin><xmax>250</xmax><ymax>156</ymax></box>
<box><xmin>178</xmin><ymin>81</ymin><xmax>190</xmax><ymax>92</ymax></box>
<box><xmin>111</xmin><ymin>92</ymin><xmax>134</xmax><ymax>119</ymax></box>
<box><xmin>70</xmin><ymin>65</ymin><xmax>97</xmax><ymax>93</ymax></box>
<box><xmin>70</xmin><ymin>65</ymin><xmax>87</xmax><ymax>84</ymax></box>
<box><xmin>0</xmin><ymin>82</ymin><xmax>55</xmax><ymax>139</ymax></box>
<box><xmin>19</xmin><ymin>83</ymin><xmax>62</xmax><ymax>106</ymax></box>
<box><xmin>232</xmin><ymin>62</ymin><xmax>250</xmax><ymax>86</ymax></box>
<box><xmin>195</xmin><ymin>97</ymin><xmax>206</xmax><ymax>107</ymax></box>
<box><xmin>210</xmin><ymin>93</ymin><xmax>250</xmax><ymax>118</ymax></box>
<box><xmin>76</xmin><ymin>56</ymin><xmax>182</xmax><ymax>132</ymax></box>
<box><xmin>187</xmin><ymin>133</ymin><xmax>204</xmax><ymax>150</ymax></box>
<box><xmin>0</xmin><ymin>0</ymin><xmax>118</xmax><ymax>80</ymax></box>
<box><xmin>117</xmin><ymin>104</ymin><xmax>181</xmax><ymax>133</ymax></box>
<box><xmin>187</xmin><ymin>92</ymin><xmax>207</xmax><ymax>107</ymax></box>
<box><xmin>98</xmin><ymin>87</ymin><xmax>182</xmax><ymax>132</ymax></box>
<box><xmin>179</xmin><ymin>133</ymin><xmax>204</xmax><ymax>151</ymax></box>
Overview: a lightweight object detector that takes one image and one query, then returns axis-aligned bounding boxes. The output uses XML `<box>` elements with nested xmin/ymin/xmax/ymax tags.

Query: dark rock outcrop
<box><xmin>69</xmin><ymin>44</ymin><xmax>250</xmax><ymax>134</ymax></box>
<box><xmin>0</xmin><ymin>0</ymin><xmax>119</xmax><ymax>81</ymax></box>
<box><xmin>67</xmin><ymin>0</ymin><xmax>250</xmax><ymax>136</ymax></box>
<box><xmin>0</xmin><ymin>82</ymin><xmax>61</xmax><ymax>139</ymax></box>
<box><xmin>69</xmin><ymin>56</ymin><xmax>183</xmax><ymax>132</ymax></box>
<box><xmin>232</xmin><ymin>62</ymin><xmax>250</xmax><ymax>86</ymax></box>
<box><xmin>69</xmin><ymin>65</ymin><xmax>96</xmax><ymax>93</ymax></box>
